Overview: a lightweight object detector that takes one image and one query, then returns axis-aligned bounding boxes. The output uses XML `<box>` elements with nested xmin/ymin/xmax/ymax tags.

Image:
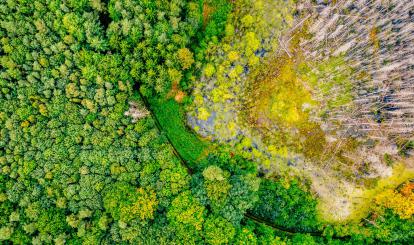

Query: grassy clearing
<box><xmin>149</xmin><ymin>97</ymin><xmax>212</xmax><ymax>165</ymax></box>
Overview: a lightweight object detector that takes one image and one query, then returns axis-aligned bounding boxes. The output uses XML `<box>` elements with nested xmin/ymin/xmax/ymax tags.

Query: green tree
<box><xmin>203</xmin><ymin>214</ymin><xmax>236</xmax><ymax>244</ymax></box>
<box><xmin>177</xmin><ymin>48</ymin><xmax>195</xmax><ymax>69</ymax></box>
<box><xmin>103</xmin><ymin>182</ymin><xmax>158</xmax><ymax>223</ymax></box>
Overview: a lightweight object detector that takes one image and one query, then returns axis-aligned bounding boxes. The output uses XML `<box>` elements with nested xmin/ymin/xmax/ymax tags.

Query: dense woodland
<box><xmin>0</xmin><ymin>0</ymin><xmax>413</xmax><ymax>244</ymax></box>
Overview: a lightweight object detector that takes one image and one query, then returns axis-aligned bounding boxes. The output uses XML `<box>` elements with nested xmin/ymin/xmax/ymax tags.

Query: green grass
<box><xmin>149</xmin><ymin>97</ymin><xmax>211</xmax><ymax>165</ymax></box>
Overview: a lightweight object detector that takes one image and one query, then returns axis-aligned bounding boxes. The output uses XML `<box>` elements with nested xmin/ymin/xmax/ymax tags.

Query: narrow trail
<box><xmin>139</xmin><ymin>93</ymin><xmax>193</xmax><ymax>175</ymax></box>
<box><xmin>138</xmin><ymin>91</ymin><xmax>352</xmax><ymax>240</ymax></box>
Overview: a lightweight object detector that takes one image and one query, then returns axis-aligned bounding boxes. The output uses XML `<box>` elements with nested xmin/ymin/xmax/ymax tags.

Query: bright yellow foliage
<box><xmin>227</xmin><ymin>51</ymin><xmax>239</xmax><ymax>62</ymax></box>
<box><xmin>245</xmin><ymin>32</ymin><xmax>260</xmax><ymax>53</ymax></box>
<box><xmin>248</xmin><ymin>55</ymin><xmax>259</xmax><ymax>66</ymax></box>
<box><xmin>375</xmin><ymin>182</ymin><xmax>414</xmax><ymax>219</ymax></box>
<box><xmin>20</xmin><ymin>120</ymin><xmax>30</xmax><ymax>128</ymax></box>
<box><xmin>204</xmin><ymin>63</ymin><xmax>216</xmax><ymax>77</ymax></box>
<box><xmin>258</xmin><ymin>58</ymin><xmax>314</xmax><ymax>126</ymax></box>
<box><xmin>198</xmin><ymin>107</ymin><xmax>210</xmax><ymax>121</ymax></box>
<box><xmin>241</xmin><ymin>14</ymin><xmax>254</xmax><ymax>27</ymax></box>
<box><xmin>38</xmin><ymin>104</ymin><xmax>48</xmax><ymax>116</ymax></box>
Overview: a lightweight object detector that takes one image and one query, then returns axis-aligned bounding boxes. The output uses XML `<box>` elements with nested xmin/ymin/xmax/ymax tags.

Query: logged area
<box><xmin>0</xmin><ymin>0</ymin><xmax>413</xmax><ymax>244</ymax></box>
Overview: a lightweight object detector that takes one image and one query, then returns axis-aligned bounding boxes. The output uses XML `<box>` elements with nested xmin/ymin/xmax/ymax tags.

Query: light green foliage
<box><xmin>0</xmin><ymin>226</ymin><xmax>13</xmax><ymax>241</ymax></box>
<box><xmin>177</xmin><ymin>48</ymin><xmax>195</xmax><ymax>69</ymax></box>
<box><xmin>203</xmin><ymin>165</ymin><xmax>232</xmax><ymax>207</ymax></box>
<box><xmin>103</xmin><ymin>182</ymin><xmax>158</xmax><ymax>223</ymax></box>
<box><xmin>37</xmin><ymin>208</ymin><xmax>68</xmax><ymax>236</ymax></box>
<box><xmin>159</xmin><ymin>167</ymin><xmax>190</xmax><ymax>197</ymax></box>
<box><xmin>298</xmin><ymin>55</ymin><xmax>354</xmax><ymax>111</ymax></box>
<box><xmin>290</xmin><ymin>234</ymin><xmax>318</xmax><ymax>245</ymax></box>
<box><xmin>150</xmin><ymin>97</ymin><xmax>210</xmax><ymax>164</ymax></box>
<box><xmin>203</xmin><ymin>215</ymin><xmax>236</xmax><ymax>245</ymax></box>
<box><xmin>233</xmin><ymin>221</ymin><xmax>290</xmax><ymax>244</ymax></box>
<box><xmin>233</xmin><ymin>226</ymin><xmax>258</xmax><ymax>244</ymax></box>
<box><xmin>168</xmin><ymin>191</ymin><xmax>205</xmax><ymax>231</ymax></box>
<box><xmin>0</xmin><ymin>0</ymin><xmax>412</xmax><ymax>244</ymax></box>
<box><xmin>167</xmin><ymin>191</ymin><xmax>205</xmax><ymax>242</ymax></box>
<box><xmin>203</xmin><ymin>165</ymin><xmax>227</xmax><ymax>181</ymax></box>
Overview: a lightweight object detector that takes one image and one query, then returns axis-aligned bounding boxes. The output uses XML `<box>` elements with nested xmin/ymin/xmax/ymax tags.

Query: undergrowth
<box><xmin>149</xmin><ymin>98</ymin><xmax>211</xmax><ymax>165</ymax></box>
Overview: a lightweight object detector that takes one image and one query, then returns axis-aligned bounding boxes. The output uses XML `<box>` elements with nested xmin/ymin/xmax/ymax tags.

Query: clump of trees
<box><xmin>106</xmin><ymin>0</ymin><xmax>201</xmax><ymax>96</ymax></box>
<box><xmin>0</xmin><ymin>0</ymin><xmax>192</xmax><ymax>243</ymax></box>
<box><xmin>251</xmin><ymin>178</ymin><xmax>320</xmax><ymax>232</ymax></box>
<box><xmin>374</xmin><ymin>182</ymin><xmax>414</xmax><ymax>219</ymax></box>
<box><xmin>0</xmin><ymin>0</ymin><xmax>272</xmax><ymax>244</ymax></box>
<box><xmin>193</xmin><ymin>153</ymin><xmax>261</xmax><ymax>225</ymax></box>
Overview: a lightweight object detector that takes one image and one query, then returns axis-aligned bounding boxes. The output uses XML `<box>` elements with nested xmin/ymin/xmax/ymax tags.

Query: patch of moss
<box><xmin>149</xmin><ymin>97</ymin><xmax>212</xmax><ymax>165</ymax></box>
<box><xmin>384</xmin><ymin>153</ymin><xmax>394</xmax><ymax>166</ymax></box>
<box><xmin>298</xmin><ymin>55</ymin><xmax>354</xmax><ymax>112</ymax></box>
<box><xmin>267</xmin><ymin>58</ymin><xmax>314</xmax><ymax>125</ymax></box>
<box><xmin>299</xmin><ymin>122</ymin><xmax>327</xmax><ymax>160</ymax></box>
<box><xmin>243</xmin><ymin>25</ymin><xmax>356</xmax><ymax>164</ymax></box>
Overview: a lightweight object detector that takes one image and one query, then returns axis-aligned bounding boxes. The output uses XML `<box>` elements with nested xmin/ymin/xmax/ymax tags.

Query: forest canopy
<box><xmin>0</xmin><ymin>0</ymin><xmax>413</xmax><ymax>244</ymax></box>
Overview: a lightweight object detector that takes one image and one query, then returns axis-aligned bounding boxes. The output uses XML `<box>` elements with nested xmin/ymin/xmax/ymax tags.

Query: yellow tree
<box><xmin>177</xmin><ymin>48</ymin><xmax>195</xmax><ymax>70</ymax></box>
<box><xmin>375</xmin><ymin>182</ymin><xmax>414</xmax><ymax>219</ymax></box>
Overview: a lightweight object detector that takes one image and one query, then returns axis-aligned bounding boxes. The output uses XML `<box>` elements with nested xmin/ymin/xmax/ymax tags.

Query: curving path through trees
<box><xmin>138</xmin><ymin>91</ymin><xmax>352</xmax><ymax>240</ymax></box>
